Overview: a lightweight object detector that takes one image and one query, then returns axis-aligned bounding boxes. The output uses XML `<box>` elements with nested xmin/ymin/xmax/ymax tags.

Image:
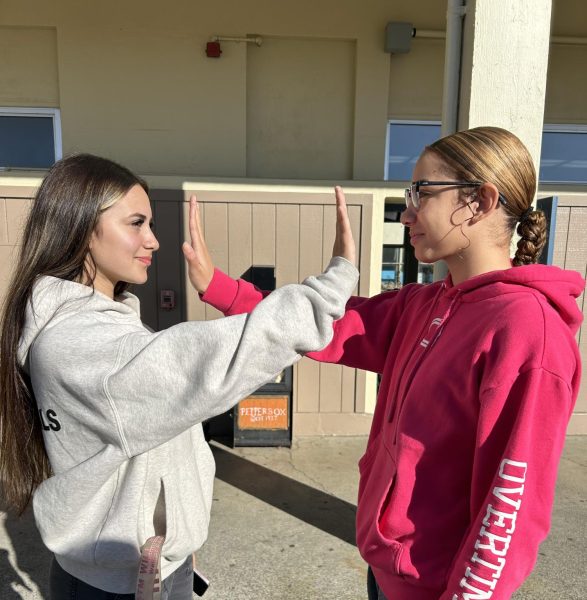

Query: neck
<box><xmin>89</xmin><ymin>273</ymin><xmax>115</xmax><ymax>299</ymax></box>
<box><xmin>445</xmin><ymin>246</ymin><xmax>512</xmax><ymax>286</ymax></box>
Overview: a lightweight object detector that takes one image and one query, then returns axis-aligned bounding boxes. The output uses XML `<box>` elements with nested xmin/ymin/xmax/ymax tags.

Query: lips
<box><xmin>409</xmin><ymin>233</ymin><xmax>424</xmax><ymax>244</ymax></box>
<box><xmin>136</xmin><ymin>257</ymin><xmax>152</xmax><ymax>266</ymax></box>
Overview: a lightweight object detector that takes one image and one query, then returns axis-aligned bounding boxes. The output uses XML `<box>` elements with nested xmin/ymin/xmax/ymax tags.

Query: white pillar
<box><xmin>459</xmin><ymin>0</ymin><xmax>552</xmax><ymax>173</ymax></box>
<box><xmin>435</xmin><ymin>0</ymin><xmax>553</xmax><ymax>280</ymax></box>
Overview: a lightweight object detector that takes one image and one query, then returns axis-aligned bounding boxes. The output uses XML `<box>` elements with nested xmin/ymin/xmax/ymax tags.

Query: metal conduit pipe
<box><xmin>433</xmin><ymin>0</ymin><xmax>466</xmax><ymax>281</ymax></box>
<box><xmin>440</xmin><ymin>0</ymin><xmax>467</xmax><ymax>138</ymax></box>
<box><xmin>414</xmin><ymin>30</ymin><xmax>587</xmax><ymax>46</ymax></box>
<box><xmin>550</xmin><ymin>36</ymin><xmax>587</xmax><ymax>45</ymax></box>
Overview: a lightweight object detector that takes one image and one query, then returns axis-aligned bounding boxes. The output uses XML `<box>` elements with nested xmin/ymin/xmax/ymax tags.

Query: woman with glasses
<box><xmin>190</xmin><ymin>127</ymin><xmax>584</xmax><ymax>600</ymax></box>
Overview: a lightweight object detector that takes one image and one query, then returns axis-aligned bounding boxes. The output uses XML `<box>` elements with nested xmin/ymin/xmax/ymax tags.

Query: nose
<box><xmin>144</xmin><ymin>228</ymin><xmax>160</xmax><ymax>251</ymax></box>
<box><xmin>400</xmin><ymin>205</ymin><xmax>416</xmax><ymax>227</ymax></box>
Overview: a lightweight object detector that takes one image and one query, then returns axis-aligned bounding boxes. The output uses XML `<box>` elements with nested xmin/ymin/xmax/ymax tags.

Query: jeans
<box><xmin>367</xmin><ymin>567</ymin><xmax>388</xmax><ymax>600</ymax></box>
<box><xmin>50</xmin><ymin>555</ymin><xmax>194</xmax><ymax>600</ymax></box>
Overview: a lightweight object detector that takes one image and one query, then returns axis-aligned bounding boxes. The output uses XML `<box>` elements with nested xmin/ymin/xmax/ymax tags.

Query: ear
<box><xmin>468</xmin><ymin>183</ymin><xmax>501</xmax><ymax>223</ymax></box>
<box><xmin>88</xmin><ymin>228</ymin><xmax>99</xmax><ymax>251</ymax></box>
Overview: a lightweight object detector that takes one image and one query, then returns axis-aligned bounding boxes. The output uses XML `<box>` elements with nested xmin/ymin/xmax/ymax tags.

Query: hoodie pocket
<box><xmin>160</xmin><ymin>444</ymin><xmax>214</xmax><ymax>561</ymax></box>
<box><xmin>357</xmin><ymin>436</ymin><xmax>380</xmax><ymax>502</ymax></box>
<box><xmin>356</xmin><ymin>436</ymin><xmax>403</xmax><ymax>574</ymax></box>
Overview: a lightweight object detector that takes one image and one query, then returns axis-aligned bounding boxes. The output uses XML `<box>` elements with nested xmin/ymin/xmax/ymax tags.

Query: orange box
<box><xmin>237</xmin><ymin>395</ymin><xmax>289</xmax><ymax>430</ymax></box>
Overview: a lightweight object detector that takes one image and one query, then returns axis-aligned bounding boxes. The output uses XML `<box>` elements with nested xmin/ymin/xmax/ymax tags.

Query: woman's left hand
<box><xmin>182</xmin><ymin>195</ymin><xmax>215</xmax><ymax>294</ymax></box>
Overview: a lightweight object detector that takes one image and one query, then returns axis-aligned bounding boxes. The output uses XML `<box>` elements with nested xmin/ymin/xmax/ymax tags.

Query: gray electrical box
<box><xmin>385</xmin><ymin>22</ymin><xmax>414</xmax><ymax>54</ymax></box>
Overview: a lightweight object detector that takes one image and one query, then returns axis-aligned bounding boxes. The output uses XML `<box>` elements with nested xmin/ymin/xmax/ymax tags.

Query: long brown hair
<box><xmin>0</xmin><ymin>154</ymin><xmax>147</xmax><ymax>514</ymax></box>
<box><xmin>426</xmin><ymin>126</ymin><xmax>547</xmax><ymax>265</ymax></box>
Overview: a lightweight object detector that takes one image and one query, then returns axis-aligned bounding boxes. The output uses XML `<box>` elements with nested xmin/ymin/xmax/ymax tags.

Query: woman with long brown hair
<box><xmin>0</xmin><ymin>154</ymin><xmax>357</xmax><ymax>599</ymax></box>
<box><xmin>195</xmin><ymin>126</ymin><xmax>585</xmax><ymax>599</ymax></box>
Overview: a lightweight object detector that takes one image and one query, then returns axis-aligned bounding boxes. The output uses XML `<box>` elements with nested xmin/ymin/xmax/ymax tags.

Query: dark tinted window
<box><xmin>386</xmin><ymin>122</ymin><xmax>441</xmax><ymax>181</ymax></box>
<box><xmin>540</xmin><ymin>130</ymin><xmax>587</xmax><ymax>183</ymax></box>
<box><xmin>0</xmin><ymin>115</ymin><xmax>56</xmax><ymax>168</ymax></box>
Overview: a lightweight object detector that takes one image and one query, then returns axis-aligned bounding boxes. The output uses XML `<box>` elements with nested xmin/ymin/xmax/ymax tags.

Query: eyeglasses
<box><xmin>404</xmin><ymin>180</ymin><xmax>508</xmax><ymax>210</ymax></box>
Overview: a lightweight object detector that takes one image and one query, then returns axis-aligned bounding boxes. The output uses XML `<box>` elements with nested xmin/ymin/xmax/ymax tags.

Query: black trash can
<box><xmin>203</xmin><ymin>265</ymin><xmax>293</xmax><ymax>447</ymax></box>
<box><xmin>233</xmin><ymin>366</ymin><xmax>293</xmax><ymax>447</ymax></box>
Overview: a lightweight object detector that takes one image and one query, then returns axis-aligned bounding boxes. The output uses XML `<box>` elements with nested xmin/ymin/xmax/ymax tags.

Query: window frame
<box><xmin>0</xmin><ymin>106</ymin><xmax>62</xmax><ymax>169</ymax></box>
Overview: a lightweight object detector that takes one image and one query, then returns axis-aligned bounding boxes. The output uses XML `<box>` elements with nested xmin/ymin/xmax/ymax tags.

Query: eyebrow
<box><xmin>128</xmin><ymin>213</ymin><xmax>154</xmax><ymax>223</ymax></box>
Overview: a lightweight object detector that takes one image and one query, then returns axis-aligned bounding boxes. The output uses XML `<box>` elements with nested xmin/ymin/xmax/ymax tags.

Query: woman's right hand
<box><xmin>182</xmin><ymin>195</ymin><xmax>215</xmax><ymax>294</ymax></box>
<box><xmin>331</xmin><ymin>186</ymin><xmax>356</xmax><ymax>266</ymax></box>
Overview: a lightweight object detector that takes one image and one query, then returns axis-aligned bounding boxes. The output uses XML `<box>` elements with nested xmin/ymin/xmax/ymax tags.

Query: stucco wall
<box><xmin>2</xmin><ymin>2</ymin><xmax>584</xmax><ymax>178</ymax></box>
<box><xmin>384</xmin><ymin>1</ymin><xmax>587</xmax><ymax>126</ymax></box>
<box><xmin>0</xmin><ymin>0</ymin><xmax>416</xmax><ymax>180</ymax></box>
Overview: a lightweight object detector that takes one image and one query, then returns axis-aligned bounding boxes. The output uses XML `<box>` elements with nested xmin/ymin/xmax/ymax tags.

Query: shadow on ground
<box><xmin>211</xmin><ymin>444</ymin><xmax>357</xmax><ymax>546</ymax></box>
<box><xmin>1</xmin><ymin>506</ymin><xmax>51</xmax><ymax>598</ymax></box>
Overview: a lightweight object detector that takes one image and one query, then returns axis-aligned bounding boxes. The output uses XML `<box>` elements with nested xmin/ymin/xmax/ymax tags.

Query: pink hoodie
<box><xmin>202</xmin><ymin>264</ymin><xmax>584</xmax><ymax>599</ymax></box>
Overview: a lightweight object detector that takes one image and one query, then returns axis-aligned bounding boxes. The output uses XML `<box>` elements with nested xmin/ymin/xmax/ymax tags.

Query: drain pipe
<box><xmin>434</xmin><ymin>0</ymin><xmax>467</xmax><ymax>281</ymax></box>
<box><xmin>441</xmin><ymin>0</ymin><xmax>467</xmax><ymax>137</ymax></box>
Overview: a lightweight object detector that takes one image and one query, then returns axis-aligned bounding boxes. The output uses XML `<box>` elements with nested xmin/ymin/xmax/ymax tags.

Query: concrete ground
<box><xmin>0</xmin><ymin>436</ymin><xmax>585</xmax><ymax>599</ymax></box>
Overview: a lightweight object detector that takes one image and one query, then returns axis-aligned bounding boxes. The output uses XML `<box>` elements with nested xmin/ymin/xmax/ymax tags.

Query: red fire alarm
<box><xmin>205</xmin><ymin>41</ymin><xmax>222</xmax><ymax>58</ymax></box>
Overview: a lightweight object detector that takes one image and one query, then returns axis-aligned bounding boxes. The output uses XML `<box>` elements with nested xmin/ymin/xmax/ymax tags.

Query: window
<box><xmin>0</xmin><ymin>107</ymin><xmax>62</xmax><ymax>169</ymax></box>
<box><xmin>381</xmin><ymin>245</ymin><xmax>434</xmax><ymax>291</ymax></box>
<box><xmin>386</xmin><ymin>121</ymin><xmax>587</xmax><ymax>185</ymax></box>
<box><xmin>417</xmin><ymin>264</ymin><xmax>434</xmax><ymax>284</ymax></box>
<box><xmin>384</xmin><ymin>121</ymin><xmax>440</xmax><ymax>289</ymax></box>
<box><xmin>382</xmin><ymin>246</ymin><xmax>404</xmax><ymax>291</ymax></box>
<box><xmin>385</xmin><ymin>120</ymin><xmax>441</xmax><ymax>181</ymax></box>
<box><xmin>540</xmin><ymin>125</ymin><xmax>587</xmax><ymax>184</ymax></box>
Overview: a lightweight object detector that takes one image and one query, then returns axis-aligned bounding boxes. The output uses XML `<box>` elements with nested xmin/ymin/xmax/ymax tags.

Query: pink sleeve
<box><xmin>440</xmin><ymin>368</ymin><xmax>574</xmax><ymax>600</ymax></box>
<box><xmin>200</xmin><ymin>268</ymin><xmax>270</xmax><ymax>315</ymax></box>
<box><xmin>202</xmin><ymin>268</ymin><xmax>408</xmax><ymax>373</ymax></box>
<box><xmin>305</xmin><ymin>292</ymin><xmax>404</xmax><ymax>372</ymax></box>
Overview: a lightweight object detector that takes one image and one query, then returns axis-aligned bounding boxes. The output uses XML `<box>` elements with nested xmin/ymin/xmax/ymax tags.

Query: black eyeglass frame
<box><xmin>404</xmin><ymin>180</ymin><xmax>508</xmax><ymax>210</ymax></box>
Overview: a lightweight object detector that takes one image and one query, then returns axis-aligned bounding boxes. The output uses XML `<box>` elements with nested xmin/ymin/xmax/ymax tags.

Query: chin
<box><xmin>125</xmin><ymin>273</ymin><xmax>149</xmax><ymax>285</ymax></box>
<box><xmin>415</xmin><ymin>249</ymin><xmax>434</xmax><ymax>263</ymax></box>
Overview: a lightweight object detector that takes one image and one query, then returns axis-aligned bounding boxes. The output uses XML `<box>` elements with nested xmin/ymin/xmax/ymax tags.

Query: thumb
<box><xmin>182</xmin><ymin>241</ymin><xmax>196</xmax><ymax>262</ymax></box>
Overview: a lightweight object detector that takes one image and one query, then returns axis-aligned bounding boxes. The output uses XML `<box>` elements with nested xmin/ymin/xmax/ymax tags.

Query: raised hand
<box><xmin>331</xmin><ymin>186</ymin><xmax>356</xmax><ymax>266</ymax></box>
<box><xmin>182</xmin><ymin>195</ymin><xmax>215</xmax><ymax>294</ymax></box>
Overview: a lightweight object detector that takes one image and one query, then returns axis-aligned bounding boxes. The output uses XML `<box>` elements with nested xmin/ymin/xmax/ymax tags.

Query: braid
<box><xmin>512</xmin><ymin>210</ymin><xmax>547</xmax><ymax>266</ymax></box>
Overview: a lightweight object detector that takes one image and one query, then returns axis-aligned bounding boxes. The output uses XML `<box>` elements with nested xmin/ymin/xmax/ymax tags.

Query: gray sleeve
<box><xmin>105</xmin><ymin>257</ymin><xmax>358</xmax><ymax>456</ymax></box>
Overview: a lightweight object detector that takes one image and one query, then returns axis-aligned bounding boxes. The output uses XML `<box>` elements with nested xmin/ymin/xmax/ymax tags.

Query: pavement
<box><xmin>0</xmin><ymin>435</ymin><xmax>585</xmax><ymax>599</ymax></box>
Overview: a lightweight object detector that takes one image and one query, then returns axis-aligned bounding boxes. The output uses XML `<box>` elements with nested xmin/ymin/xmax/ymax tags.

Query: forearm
<box><xmin>109</xmin><ymin>257</ymin><xmax>359</xmax><ymax>456</ymax></box>
<box><xmin>441</xmin><ymin>370</ymin><xmax>573</xmax><ymax>599</ymax></box>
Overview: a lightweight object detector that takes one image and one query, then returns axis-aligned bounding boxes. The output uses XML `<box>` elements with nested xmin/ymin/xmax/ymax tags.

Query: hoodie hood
<box><xmin>18</xmin><ymin>276</ymin><xmax>140</xmax><ymax>371</ymax></box>
<box><xmin>443</xmin><ymin>264</ymin><xmax>585</xmax><ymax>334</ymax></box>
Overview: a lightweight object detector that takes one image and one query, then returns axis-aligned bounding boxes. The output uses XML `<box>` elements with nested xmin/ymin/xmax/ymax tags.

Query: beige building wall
<box><xmin>0</xmin><ymin>0</ymin><xmax>412</xmax><ymax>181</ymax></box>
<box><xmin>388</xmin><ymin>37</ymin><xmax>445</xmax><ymax>120</ymax></box>
<box><xmin>549</xmin><ymin>0</ymin><xmax>587</xmax><ymax>124</ymax></box>
<box><xmin>245</xmin><ymin>37</ymin><xmax>356</xmax><ymax>180</ymax></box>
<box><xmin>0</xmin><ymin>26</ymin><xmax>59</xmax><ymax>106</ymax></box>
<box><xmin>545</xmin><ymin>43</ymin><xmax>587</xmax><ymax>124</ymax></box>
<box><xmin>385</xmin><ymin>2</ymin><xmax>587</xmax><ymax>127</ymax></box>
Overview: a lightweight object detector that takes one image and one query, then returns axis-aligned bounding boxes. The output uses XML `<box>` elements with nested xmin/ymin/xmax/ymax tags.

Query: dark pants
<box><xmin>50</xmin><ymin>555</ymin><xmax>193</xmax><ymax>600</ymax></box>
<box><xmin>367</xmin><ymin>567</ymin><xmax>388</xmax><ymax>600</ymax></box>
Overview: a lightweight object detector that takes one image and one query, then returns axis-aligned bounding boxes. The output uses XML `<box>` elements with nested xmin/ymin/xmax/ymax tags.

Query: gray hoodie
<box><xmin>18</xmin><ymin>257</ymin><xmax>358</xmax><ymax>593</ymax></box>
